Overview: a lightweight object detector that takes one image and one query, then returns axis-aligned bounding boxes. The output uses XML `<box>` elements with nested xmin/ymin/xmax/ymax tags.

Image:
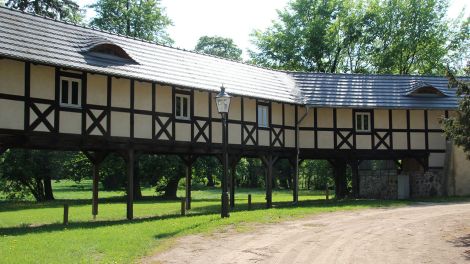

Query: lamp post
<box><xmin>216</xmin><ymin>85</ymin><xmax>231</xmax><ymax>218</ymax></box>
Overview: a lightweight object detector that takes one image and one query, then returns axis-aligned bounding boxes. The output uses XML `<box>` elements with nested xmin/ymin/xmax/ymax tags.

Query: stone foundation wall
<box><xmin>359</xmin><ymin>169</ymin><xmax>398</xmax><ymax>199</ymax></box>
<box><xmin>407</xmin><ymin>169</ymin><xmax>444</xmax><ymax>198</ymax></box>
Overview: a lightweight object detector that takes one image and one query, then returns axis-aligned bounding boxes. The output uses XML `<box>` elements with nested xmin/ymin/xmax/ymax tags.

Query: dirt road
<box><xmin>150</xmin><ymin>202</ymin><xmax>470</xmax><ymax>264</ymax></box>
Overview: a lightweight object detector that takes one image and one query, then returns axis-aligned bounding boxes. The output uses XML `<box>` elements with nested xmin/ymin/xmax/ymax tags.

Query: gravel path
<box><xmin>148</xmin><ymin>202</ymin><xmax>470</xmax><ymax>264</ymax></box>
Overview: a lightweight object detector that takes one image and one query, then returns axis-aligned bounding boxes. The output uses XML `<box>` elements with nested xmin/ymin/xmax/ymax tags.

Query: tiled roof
<box><xmin>0</xmin><ymin>7</ymin><xmax>463</xmax><ymax>109</ymax></box>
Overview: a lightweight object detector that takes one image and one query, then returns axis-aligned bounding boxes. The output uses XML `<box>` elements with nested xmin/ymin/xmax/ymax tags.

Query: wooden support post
<box><xmin>63</xmin><ymin>204</ymin><xmax>69</xmax><ymax>225</ymax></box>
<box><xmin>289</xmin><ymin>157</ymin><xmax>300</xmax><ymax>204</ymax></box>
<box><xmin>261</xmin><ymin>155</ymin><xmax>278</xmax><ymax>209</ymax></box>
<box><xmin>181</xmin><ymin>198</ymin><xmax>186</xmax><ymax>216</ymax></box>
<box><xmin>248</xmin><ymin>194</ymin><xmax>252</xmax><ymax>210</ymax></box>
<box><xmin>229</xmin><ymin>156</ymin><xmax>240</xmax><ymax>209</ymax></box>
<box><xmin>83</xmin><ymin>151</ymin><xmax>108</xmax><ymax>219</ymax></box>
<box><xmin>92</xmin><ymin>163</ymin><xmax>99</xmax><ymax>219</ymax></box>
<box><xmin>127</xmin><ymin>149</ymin><xmax>134</xmax><ymax>220</ymax></box>
<box><xmin>331</xmin><ymin>159</ymin><xmax>347</xmax><ymax>199</ymax></box>
<box><xmin>350</xmin><ymin>160</ymin><xmax>359</xmax><ymax>198</ymax></box>
<box><xmin>180</xmin><ymin>155</ymin><xmax>196</xmax><ymax>211</ymax></box>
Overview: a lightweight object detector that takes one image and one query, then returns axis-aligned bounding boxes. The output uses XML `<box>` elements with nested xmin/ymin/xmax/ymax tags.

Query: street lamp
<box><xmin>216</xmin><ymin>84</ymin><xmax>231</xmax><ymax>218</ymax></box>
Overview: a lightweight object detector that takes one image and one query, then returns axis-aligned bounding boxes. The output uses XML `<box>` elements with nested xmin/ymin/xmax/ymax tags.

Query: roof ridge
<box><xmin>0</xmin><ymin>6</ymin><xmax>284</xmax><ymax>74</ymax></box>
<box><xmin>284</xmin><ymin>70</ymin><xmax>449</xmax><ymax>78</ymax></box>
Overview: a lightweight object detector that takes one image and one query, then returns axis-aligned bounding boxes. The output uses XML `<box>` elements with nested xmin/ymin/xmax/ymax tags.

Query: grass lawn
<box><xmin>0</xmin><ymin>180</ymin><xmax>465</xmax><ymax>264</ymax></box>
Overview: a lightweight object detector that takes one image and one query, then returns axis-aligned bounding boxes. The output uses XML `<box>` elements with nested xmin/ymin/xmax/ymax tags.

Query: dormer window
<box><xmin>89</xmin><ymin>44</ymin><xmax>134</xmax><ymax>61</ymax></box>
<box><xmin>406</xmin><ymin>81</ymin><xmax>446</xmax><ymax>97</ymax></box>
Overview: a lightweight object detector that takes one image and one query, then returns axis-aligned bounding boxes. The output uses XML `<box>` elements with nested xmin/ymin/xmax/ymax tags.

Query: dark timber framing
<box><xmin>0</xmin><ymin>57</ymin><xmax>452</xmax><ymax>218</ymax></box>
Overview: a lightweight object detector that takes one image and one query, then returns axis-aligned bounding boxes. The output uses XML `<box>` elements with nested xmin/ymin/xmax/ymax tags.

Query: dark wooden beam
<box><xmin>260</xmin><ymin>155</ymin><xmax>279</xmax><ymax>209</ymax></box>
<box><xmin>82</xmin><ymin>151</ymin><xmax>108</xmax><ymax>218</ymax></box>
<box><xmin>332</xmin><ymin>159</ymin><xmax>348</xmax><ymax>199</ymax></box>
<box><xmin>126</xmin><ymin>149</ymin><xmax>134</xmax><ymax>220</ymax></box>
<box><xmin>229</xmin><ymin>155</ymin><xmax>241</xmax><ymax>209</ymax></box>
<box><xmin>180</xmin><ymin>155</ymin><xmax>197</xmax><ymax>210</ymax></box>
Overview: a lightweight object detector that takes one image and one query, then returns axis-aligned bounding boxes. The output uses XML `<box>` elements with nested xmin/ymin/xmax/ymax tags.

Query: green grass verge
<box><xmin>0</xmin><ymin>180</ymin><xmax>467</xmax><ymax>264</ymax></box>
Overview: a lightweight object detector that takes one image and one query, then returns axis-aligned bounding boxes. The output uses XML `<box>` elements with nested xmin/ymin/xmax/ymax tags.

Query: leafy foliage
<box><xmin>89</xmin><ymin>0</ymin><xmax>173</xmax><ymax>45</ymax></box>
<box><xmin>443</xmin><ymin>66</ymin><xmax>470</xmax><ymax>158</ymax></box>
<box><xmin>6</xmin><ymin>0</ymin><xmax>83</xmax><ymax>23</ymax></box>
<box><xmin>194</xmin><ymin>36</ymin><xmax>243</xmax><ymax>61</ymax></box>
<box><xmin>250</xmin><ymin>0</ymin><xmax>468</xmax><ymax>74</ymax></box>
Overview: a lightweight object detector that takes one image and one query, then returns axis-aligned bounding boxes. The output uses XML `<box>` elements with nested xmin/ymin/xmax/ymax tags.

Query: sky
<box><xmin>78</xmin><ymin>0</ymin><xmax>469</xmax><ymax>59</ymax></box>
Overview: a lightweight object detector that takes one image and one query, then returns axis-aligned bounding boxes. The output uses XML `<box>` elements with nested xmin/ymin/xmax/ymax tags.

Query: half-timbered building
<box><xmin>0</xmin><ymin>8</ymin><xmax>469</xmax><ymax>219</ymax></box>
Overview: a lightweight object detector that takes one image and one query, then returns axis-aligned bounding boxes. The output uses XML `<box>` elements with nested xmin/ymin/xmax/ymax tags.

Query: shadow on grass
<box><xmin>2</xmin><ymin>197</ymin><xmax>463</xmax><ymax>237</ymax></box>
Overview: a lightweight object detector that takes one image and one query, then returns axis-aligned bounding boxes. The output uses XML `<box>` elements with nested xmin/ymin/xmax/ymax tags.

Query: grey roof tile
<box><xmin>0</xmin><ymin>7</ymin><xmax>463</xmax><ymax>109</ymax></box>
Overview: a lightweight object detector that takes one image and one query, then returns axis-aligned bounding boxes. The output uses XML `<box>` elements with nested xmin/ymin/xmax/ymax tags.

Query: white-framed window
<box><xmin>60</xmin><ymin>77</ymin><xmax>81</xmax><ymax>107</ymax></box>
<box><xmin>175</xmin><ymin>94</ymin><xmax>190</xmax><ymax>120</ymax></box>
<box><xmin>257</xmin><ymin>104</ymin><xmax>269</xmax><ymax>128</ymax></box>
<box><xmin>355</xmin><ymin>112</ymin><xmax>371</xmax><ymax>132</ymax></box>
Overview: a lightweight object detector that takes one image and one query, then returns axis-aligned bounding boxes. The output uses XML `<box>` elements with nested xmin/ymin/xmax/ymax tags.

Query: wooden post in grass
<box><xmin>181</xmin><ymin>198</ymin><xmax>186</xmax><ymax>216</ymax></box>
<box><xmin>325</xmin><ymin>185</ymin><xmax>329</xmax><ymax>200</ymax></box>
<box><xmin>248</xmin><ymin>194</ymin><xmax>252</xmax><ymax>210</ymax></box>
<box><xmin>63</xmin><ymin>204</ymin><xmax>69</xmax><ymax>225</ymax></box>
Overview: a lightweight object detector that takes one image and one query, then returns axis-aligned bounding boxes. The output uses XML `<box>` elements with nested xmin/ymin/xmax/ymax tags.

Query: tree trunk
<box><xmin>43</xmin><ymin>175</ymin><xmax>54</xmax><ymax>200</ymax></box>
<box><xmin>133</xmin><ymin>159</ymin><xmax>142</xmax><ymax>200</ymax></box>
<box><xmin>206</xmin><ymin>168</ymin><xmax>215</xmax><ymax>187</ymax></box>
<box><xmin>163</xmin><ymin>175</ymin><xmax>181</xmax><ymax>199</ymax></box>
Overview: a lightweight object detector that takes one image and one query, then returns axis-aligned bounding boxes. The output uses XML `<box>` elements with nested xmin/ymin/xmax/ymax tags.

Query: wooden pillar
<box><xmin>330</xmin><ymin>159</ymin><xmax>347</xmax><ymax>199</ymax></box>
<box><xmin>289</xmin><ymin>156</ymin><xmax>300</xmax><ymax>203</ymax></box>
<box><xmin>83</xmin><ymin>151</ymin><xmax>108</xmax><ymax>219</ymax></box>
<box><xmin>126</xmin><ymin>149</ymin><xmax>134</xmax><ymax>220</ymax></box>
<box><xmin>229</xmin><ymin>157</ymin><xmax>239</xmax><ymax>208</ymax></box>
<box><xmin>261</xmin><ymin>155</ymin><xmax>278</xmax><ymax>208</ymax></box>
<box><xmin>180</xmin><ymin>155</ymin><xmax>195</xmax><ymax>210</ymax></box>
<box><xmin>350</xmin><ymin>159</ymin><xmax>359</xmax><ymax>198</ymax></box>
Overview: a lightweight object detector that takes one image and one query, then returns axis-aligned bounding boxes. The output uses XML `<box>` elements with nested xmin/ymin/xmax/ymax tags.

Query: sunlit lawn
<box><xmin>0</xmin><ymin>180</ymin><xmax>464</xmax><ymax>264</ymax></box>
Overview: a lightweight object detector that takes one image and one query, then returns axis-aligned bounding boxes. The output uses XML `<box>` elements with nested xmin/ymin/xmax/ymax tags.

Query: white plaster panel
<box><xmin>212</xmin><ymin>122</ymin><xmax>222</xmax><ymax>143</ymax></box>
<box><xmin>317</xmin><ymin>108</ymin><xmax>333</xmax><ymax>128</ymax></box>
<box><xmin>337</xmin><ymin>109</ymin><xmax>352</xmax><ymax>128</ymax></box>
<box><xmin>0</xmin><ymin>99</ymin><xmax>23</xmax><ymax>130</ymax></box>
<box><xmin>194</xmin><ymin>91</ymin><xmax>209</xmax><ymax>117</ymax></box>
<box><xmin>110</xmin><ymin>111</ymin><xmax>130</xmax><ymax>137</ymax></box>
<box><xmin>175</xmin><ymin>123</ymin><xmax>191</xmax><ymax>142</ymax></box>
<box><xmin>284</xmin><ymin>104</ymin><xmax>295</xmax><ymax>127</ymax></box>
<box><xmin>393</xmin><ymin>132</ymin><xmax>408</xmax><ymax>149</ymax></box>
<box><xmin>285</xmin><ymin>129</ymin><xmax>295</xmax><ymax>148</ymax></box>
<box><xmin>410</xmin><ymin>132</ymin><xmax>425</xmax><ymax>149</ymax></box>
<box><xmin>244</xmin><ymin>98</ymin><xmax>256</xmax><ymax>122</ymax></box>
<box><xmin>228</xmin><ymin>96</ymin><xmax>241</xmax><ymax>121</ymax></box>
<box><xmin>0</xmin><ymin>59</ymin><xmax>24</xmax><ymax>96</ymax></box>
<box><xmin>30</xmin><ymin>64</ymin><xmax>55</xmax><ymax>99</ymax></box>
<box><xmin>410</xmin><ymin>110</ymin><xmax>425</xmax><ymax>129</ymax></box>
<box><xmin>258</xmin><ymin>130</ymin><xmax>270</xmax><ymax>146</ymax></box>
<box><xmin>317</xmin><ymin>131</ymin><xmax>333</xmax><ymax>149</ymax></box>
<box><xmin>156</xmin><ymin>85</ymin><xmax>172</xmax><ymax>113</ymax></box>
<box><xmin>374</xmin><ymin>109</ymin><xmax>389</xmax><ymax>129</ymax></box>
<box><xmin>111</xmin><ymin>78</ymin><xmax>130</xmax><ymax>108</ymax></box>
<box><xmin>134</xmin><ymin>114</ymin><xmax>152</xmax><ymax>139</ymax></box>
<box><xmin>87</xmin><ymin>74</ymin><xmax>107</xmax><ymax>106</ymax></box>
<box><xmin>356</xmin><ymin>135</ymin><xmax>372</xmax><ymax>149</ymax></box>
<box><xmin>299</xmin><ymin>130</ymin><xmax>315</xmax><ymax>148</ymax></box>
<box><xmin>134</xmin><ymin>81</ymin><xmax>152</xmax><ymax>111</ymax></box>
<box><xmin>59</xmin><ymin>111</ymin><xmax>81</xmax><ymax>134</ymax></box>
<box><xmin>428</xmin><ymin>110</ymin><xmax>445</xmax><ymax>129</ymax></box>
<box><xmin>392</xmin><ymin>110</ymin><xmax>407</xmax><ymax>129</ymax></box>
<box><xmin>228</xmin><ymin>123</ymin><xmax>241</xmax><ymax>144</ymax></box>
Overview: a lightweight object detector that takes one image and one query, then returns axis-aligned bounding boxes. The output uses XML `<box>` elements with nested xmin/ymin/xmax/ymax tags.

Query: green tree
<box><xmin>250</xmin><ymin>0</ymin><xmax>467</xmax><ymax>74</ymax></box>
<box><xmin>0</xmin><ymin>149</ymin><xmax>64</xmax><ymax>201</ymax></box>
<box><xmin>443</xmin><ymin>67</ymin><xmax>470</xmax><ymax>158</ymax></box>
<box><xmin>194</xmin><ymin>36</ymin><xmax>243</xmax><ymax>61</ymax></box>
<box><xmin>6</xmin><ymin>0</ymin><xmax>83</xmax><ymax>23</ymax></box>
<box><xmin>89</xmin><ymin>0</ymin><xmax>173</xmax><ymax>45</ymax></box>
